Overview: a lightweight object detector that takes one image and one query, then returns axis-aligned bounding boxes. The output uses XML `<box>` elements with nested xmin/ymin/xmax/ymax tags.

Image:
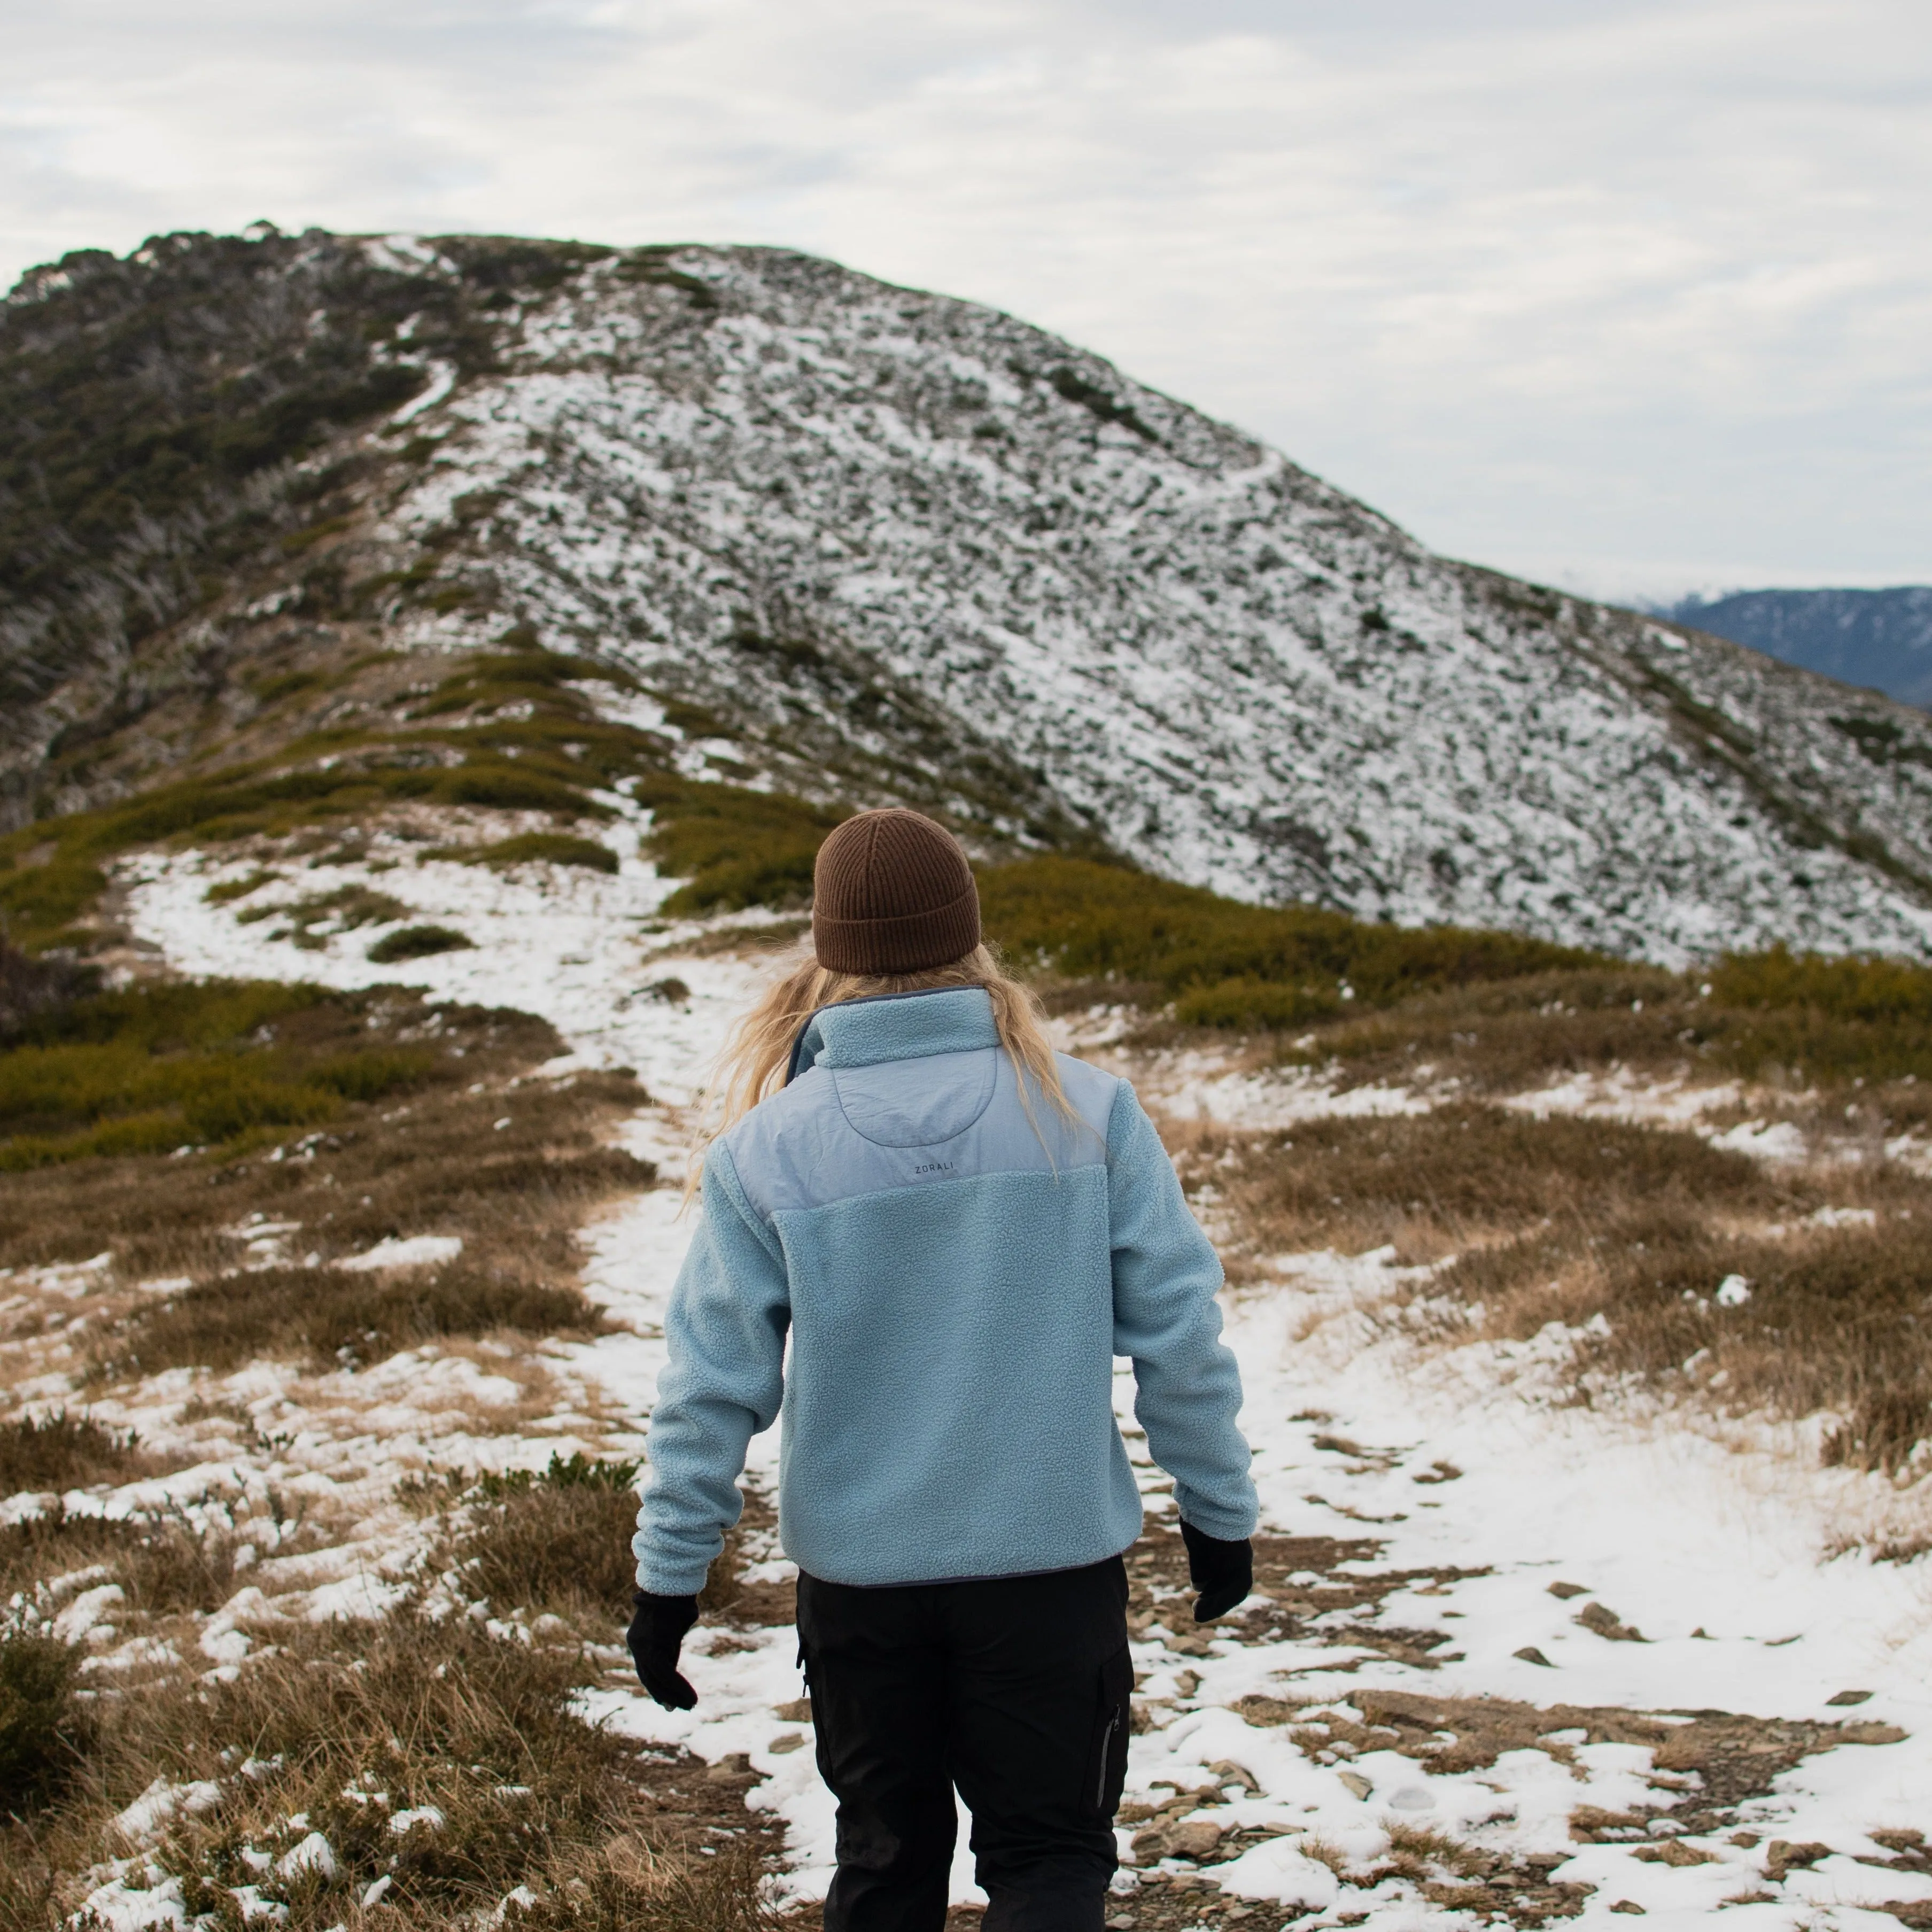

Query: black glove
<box><xmin>627</xmin><ymin>1590</ymin><xmax>700</xmax><ymax>1709</ymax></box>
<box><xmin>1181</xmin><ymin>1519</ymin><xmax>1253</xmax><ymax>1623</ymax></box>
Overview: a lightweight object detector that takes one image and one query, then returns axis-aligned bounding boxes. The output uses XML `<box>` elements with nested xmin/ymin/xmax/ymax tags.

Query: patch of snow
<box><xmin>276</xmin><ymin>1832</ymin><xmax>337</xmax><ymax>1879</ymax></box>
<box><xmin>1710</xmin><ymin>1119</ymin><xmax>1809</xmax><ymax>1161</ymax></box>
<box><xmin>390</xmin><ymin>361</ymin><xmax>456</xmax><ymax>424</ymax></box>
<box><xmin>115</xmin><ymin>1778</ymin><xmax>223</xmax><ymax>1842</ymax></box>
<box><xmin>336</xmin><ymin>1235</ymin><xmax>463</xmax><ymax>1273</ymax></box>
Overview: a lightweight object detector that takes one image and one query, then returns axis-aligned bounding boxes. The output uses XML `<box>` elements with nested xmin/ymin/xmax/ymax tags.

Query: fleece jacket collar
<box><xmin>787</xmin><ymin>986</ymin><xmax>999</xmax><ymax>1081</ymax></box>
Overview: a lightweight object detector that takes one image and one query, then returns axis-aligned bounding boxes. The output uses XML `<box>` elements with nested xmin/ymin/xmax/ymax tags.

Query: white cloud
<box><xmin>3</xmin><ymin>0</ymin><xmax>1929</xmax><ymax>596</ymax></box>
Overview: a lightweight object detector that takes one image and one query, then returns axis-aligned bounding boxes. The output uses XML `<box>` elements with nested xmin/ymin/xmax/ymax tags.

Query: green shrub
<box><xmin>0</xmin><ymin>940</ymin><xmax>97</xmax><ymax>1041</ymax></box>
<box><xmin>0</xmin><ymin>736</ymin><xmax>603</xmax><ymax>949</ymax></box>
<box><xmin>307</xmin><ymin>1046</ymin><xmax>438</xmax><ymax>1101</ymax></box>
<box><xmin>439</xmin><ymin>832</ymin><xmax>618</xmax><ymax>875</ymax></box>
<box><xmin>0</xmin><ymin>855</ymin><xmax>106</xmax><ymax>944</ymax></box>
<box><xmin>1712</xmin><ymin>945</ymin><xmax>1932</xmax><ymax>1022</ymax></box>
<box><xmin>978</xmin><ymin>856</ymin><xmax>1597</xmax><ymax>1018</ymax></box>
<box><xmin>242</xmin><ymin>883</ymin><xmax>409</xmax><ymax>942</ymax></box>
<box><xmin>368</xmin><ymin>924</ymin><xmax>472</xmax><ymax>963</ymax></box>
<box><xmin>1706</xmin><ymin>944</ymin><xmax>1932</xmax><ymax>1084</ymax></box>
<box><xmin>433</xmin><ymin>763</ymin><xmax>594</xmax><ymax>816</ymax></box>
<box><xmin>637</xmin><ymin>775</ymin><xmax>842</xmax><ymax>914</ymax></box>
<box><xmin>1173</xmin><ymin>976</ymin><xmax>1343</xmax><ymax>1030</ymax></box>
<box><xmin>0</xmin><ymin>979</ymin><xmax>438</xmax><ymax>1167</ymax></box>
<box><xmin>0</xmin><ymin>1632</ymin><xmax>86</xmax><ymax>1812</ymax></box>
<box><xmin>202</xmin><ymin>867</ymin><xmax>279</xmax><ymax>906</ymax></box>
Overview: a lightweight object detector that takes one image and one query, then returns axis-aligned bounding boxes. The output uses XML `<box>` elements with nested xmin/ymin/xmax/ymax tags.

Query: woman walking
<box><xmin>629</xmin><ymin>809</ymin><xmax>1258</xmax><ymax>1932</ymax></box>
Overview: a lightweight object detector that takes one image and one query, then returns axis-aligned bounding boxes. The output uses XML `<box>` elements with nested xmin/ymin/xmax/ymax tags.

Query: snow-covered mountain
<box><xmin>6</xmin><ymin>230</ymin><xmax>1932</xmax><ymax>963</ymax></box>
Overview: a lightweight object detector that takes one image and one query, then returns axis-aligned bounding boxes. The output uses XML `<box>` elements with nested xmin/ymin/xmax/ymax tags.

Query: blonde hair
<box><xmin>684</xmin><ymin>942</ymin><xmax>1075</xmax><ymax>1202</ymax></box>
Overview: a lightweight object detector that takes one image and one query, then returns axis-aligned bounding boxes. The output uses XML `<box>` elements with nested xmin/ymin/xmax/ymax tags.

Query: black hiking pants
<box><xmin>796</xmin><ymin>1555</ymin><xmax>1132</xmax><ymax>1932</ymax></box>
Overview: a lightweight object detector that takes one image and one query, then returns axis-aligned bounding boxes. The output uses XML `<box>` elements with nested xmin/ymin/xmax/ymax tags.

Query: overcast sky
<box><xmin>4</xmin><ymin>0</ymin><xmax>1929</xmax><ymax>600</ymax></box>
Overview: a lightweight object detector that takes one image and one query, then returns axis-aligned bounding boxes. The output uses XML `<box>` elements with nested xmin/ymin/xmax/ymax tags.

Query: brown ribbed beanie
<box><xmin>812</xmin><ymin>809</ymin><xmax>981</xmax><ymax>975</ymax></box>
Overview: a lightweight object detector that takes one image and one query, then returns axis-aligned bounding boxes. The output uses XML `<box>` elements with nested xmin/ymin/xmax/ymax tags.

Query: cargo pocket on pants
<box><xmin>1083</xmin><ymin>1645</ymin><xmax>1133</xmax><ymax>1819</ymax></box>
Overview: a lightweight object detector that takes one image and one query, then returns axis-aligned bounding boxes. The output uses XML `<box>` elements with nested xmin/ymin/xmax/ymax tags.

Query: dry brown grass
<box><xmin>0</xmin><ymin>992</ymin><xmax>640</xmax><ymax>1275</ymax></box>
<box><xmin>0</xmin><ymin>1411</ymin><xmax>146</xmax><ymax>1493</ymax></box>
<box><xmin>0</xmin><ymin>1613</ymin><xmax>780</xmax><ymax>1932</ymax></box>
<box><xmin>1452</xmin><ymin>1217</ymin><xmax>1932</xmax><ymax>1471</ymax></box>
<box><xmin>1190</xmin><ymin>1090</ymin><xmax>1932</xmax><ymax>1472</ymax></box>
<box><xmin>1270</xmin><ymin>967</ymin><xmax>1689</xmax><ymax>1094</ymax></box>
<box><xmin>0</xmin><ymin>1504</ymin><xmax>258</xmax><ymax>1618</ymax></box>
<box><xmin>1126</xmin><ymin>960</ymin><xmax>1932</xmax><ymax>1137</ymax></box>
<box><xmin>0</xmin><ymin>992</ymin><xmax>650</xmax><ymax>1401</ymax></box>
<box><xmin>446</xmin><ymin>1455</ymin><xmax>645</xmax><ymax>1621</ymax></box>
<box><xmin>111</xmin><ymin>1266</ymin><xmax>600</xmax><ymax>1377</ymax></box>
<box><xmin>1191</xmin><ymin>1104</ymin><xmax>1810</xmax><ymax>1269</ymax></box>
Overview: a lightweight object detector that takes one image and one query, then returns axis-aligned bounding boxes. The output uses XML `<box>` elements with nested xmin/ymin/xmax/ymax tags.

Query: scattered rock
<box><xmin>1835</xmin><ymin>1722</ymin><xmax>1907</xmax><ymax>1745</ymax></box>
<box><xmin>1576</xmin><ymin>1602</ymin><xmax>1646</xmax><ymax>1642</ymax></box>
<box><xmin>1338</xmin><ymin>1771</ymin><xmax>1372</xmax><ymax>1800</ymax></box>
<box><xmin>1514</xmin><ymin>1646</ymin><xmax>1555</xmax><ymax>1667</ymax></box>
<box><xmin>1634</xmin><ymin>1840</ymin><xmax>1716</xmax><ymax>1867</ymax></box>
<box><xmin>1572</xmin><ymin>1806</ymin><xmax>1652</xmax><ymax>1843</ymax></box>
<box><xmin>1208</xmin><ymin>1759</ymin><xmax>1260</xmax><ymax>1794</ymax></box>
<box><xmin>1766</xmin><ymin>1840</ymin><xmax>1832</xmax><ymax>1882</ymax></box>
<box><xmin>769</xmin><ymin>1733</ymin><xmax>805</xmax><ymax>1754</ymax></box>
<box><xmin>1168</xmin><ymin>1819</ymin><xmax>1224</xmax><ymax>1861</ymax></box>
<box><xmin>1609</xmin><ymin>1902</ymin><xmax>1647</xmax><ymax>1915</ymax></box>
<box><xmin>1825</xmin><ymin>1689</ymin><xmax>1873</xmax><ymax>1706</ymax></box>
<box><xmin>774</xmin><ymin>1697</ymin><xmax>813</xmax><ymax>1721</ymax></box>
<box><xmin>1546</xmin><ymin>1582</ymin><xmax>1588</xmax><ymax>1600</ymax></box>
<box><xmin>1132</xmin><ymin>1817</ymin><xmax>1224</xmax><ymax>1863</ymax></box>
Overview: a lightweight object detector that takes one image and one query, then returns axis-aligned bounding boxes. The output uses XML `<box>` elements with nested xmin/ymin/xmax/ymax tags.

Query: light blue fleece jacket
<box><xmin>632</xmin><ymin>986</ymin><xmax>1258</xmax><ymax>1595</ymax></box>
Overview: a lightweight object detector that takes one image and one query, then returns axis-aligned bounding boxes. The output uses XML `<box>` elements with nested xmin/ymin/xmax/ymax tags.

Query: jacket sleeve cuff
<box><xmin>1175</xmin><ymin>1488</ymin><xmax>1259</xmax><ymax>1542</ymax></box>
<box><xmin>636</xmin><ymin>1555</ymin><xmax>713</xmax><ymax>1598</ymax></box>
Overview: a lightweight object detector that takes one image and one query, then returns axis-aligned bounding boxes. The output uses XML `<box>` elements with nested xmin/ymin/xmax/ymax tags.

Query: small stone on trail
<box><xmin>1825</xmin><ymin>1689</ymin><xmax>1873</xmax><ymax>1705</ymax></box>
<box><xmin>1766</xmin><ymin>1840</ymin><xmax>1832</xmax><ymax>1881</ymax></box>
<box><xmin>1576</xmin><ymin>1602</ymin><xmax>1646</xmax><ymax>1642</ymax></box>
<box><xmin>1635</xmin><ymin>1839</ymin><xmax>1715</xmax><ymax>1867</ymax></box>
<box><xmin>1338</xmin><ymin>1771</ymin><xmax>1372</xmax><ymax>1799</ymax></box>
<box><xmin>769</xmin><ymin>1732</ymin><xmax>805</xmax><ymax>1753</ymax></box>
<box><xmin>1514</xmin><ymin>1646</ymin><xmax>1554</xmax><ymax>1666</ymax></box>
<box><xmin>1546</xmin><ymin>1581</ymin><xmax>1588</xmax><ymax>1599</ymax></box>
<box><xmin>1609</xmin><ymin>1902</ymin><xmax>1647</xmax><ymax>1915</ymax></box>
<box><xmin>1151</xmin><ymin>1819</ymin><xmax>1224</xmax><ymax>1861</ymax></box>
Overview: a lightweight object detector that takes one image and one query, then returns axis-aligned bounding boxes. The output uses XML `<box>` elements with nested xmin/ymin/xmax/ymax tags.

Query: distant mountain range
<box><xmin>1664</xmin><ymin>588</ymin><xmax>1932</xmax><ymax>711</ymax></box>
<box><xmin>4</xmin><ymin>229</ymin><xmax>1932</xmax><ymax>963</ymax></box>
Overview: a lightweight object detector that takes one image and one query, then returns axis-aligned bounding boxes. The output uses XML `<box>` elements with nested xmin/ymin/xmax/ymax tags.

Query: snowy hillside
<box><xmin>375</xmin><ymin>243</ymin><xmax>1932</xmax><ymax>964</ymax></box>
<box><xmin>5</xmin><ymin>230</ymin><xmax>1932</xmax><ymax>963</ymax></box>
